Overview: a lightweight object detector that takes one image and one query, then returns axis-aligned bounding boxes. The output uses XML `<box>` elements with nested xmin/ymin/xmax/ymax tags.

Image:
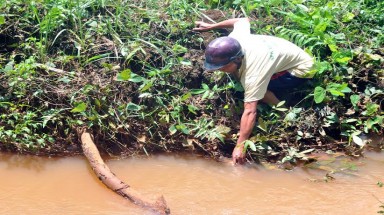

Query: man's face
<box><xmin>219</xmin><ymin>62</ymin><xmax>238</xmax><ymax>74</ymax></box>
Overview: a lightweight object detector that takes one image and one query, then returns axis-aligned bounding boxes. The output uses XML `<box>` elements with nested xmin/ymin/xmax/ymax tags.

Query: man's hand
<box><xmin>232</xmin><ymin>143</ymin><xmax>246</xmax><ymax>164</ymax></box>
<box><xmin>193</xmin><ymin>21</ymin><xmax>214</xmax><ymax>31</ymax></box>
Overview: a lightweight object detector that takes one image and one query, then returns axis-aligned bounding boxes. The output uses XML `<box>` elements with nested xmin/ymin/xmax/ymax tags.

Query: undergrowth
<box><xmin>0</xmin><ymin>0</ymin><xmax>383</xmax><ymax>164</ymax></box>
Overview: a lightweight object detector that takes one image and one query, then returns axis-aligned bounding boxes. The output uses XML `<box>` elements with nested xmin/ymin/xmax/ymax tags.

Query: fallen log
<box><xmin>80</xmin><ymin>130</ymin><xmax>170</xmax><ymax>214</ymax></box>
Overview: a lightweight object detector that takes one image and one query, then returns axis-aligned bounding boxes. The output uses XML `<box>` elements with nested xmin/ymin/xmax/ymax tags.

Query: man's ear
<box><xmin>234</xmin><ymin>56</ymin><xmax>243</xmax><ymax>63</ymax></box>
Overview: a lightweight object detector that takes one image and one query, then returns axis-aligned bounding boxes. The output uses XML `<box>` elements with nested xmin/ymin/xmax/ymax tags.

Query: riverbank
<box><xmin>0</xmin><ymin>1</ymin><xmax>383</xmax><ymax>164</ymax></box>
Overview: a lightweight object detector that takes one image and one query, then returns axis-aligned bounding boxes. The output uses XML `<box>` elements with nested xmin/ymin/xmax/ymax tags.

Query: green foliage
<box><xmin>0</xmin><ymin>0</ymin><xmax>382</xmax><ymax>160</ymax></box>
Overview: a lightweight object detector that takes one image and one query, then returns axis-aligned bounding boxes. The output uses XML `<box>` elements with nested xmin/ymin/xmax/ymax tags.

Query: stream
<box><xmin>0</xmin><ymin>151</ymin><xmax>383</xmax><ymax>215</ymax></box>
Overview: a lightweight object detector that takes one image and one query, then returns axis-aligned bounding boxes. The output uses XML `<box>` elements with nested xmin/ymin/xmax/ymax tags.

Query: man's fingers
<box><xmin>232</xmin><ymin>156</ymin><xmax>244</xmax><ymax>165</ymax></box>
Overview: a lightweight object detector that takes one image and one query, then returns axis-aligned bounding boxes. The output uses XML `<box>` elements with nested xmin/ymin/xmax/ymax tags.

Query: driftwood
<box><xmin>80</xmin><ymin>131</ymin><xmax>170</xmax><ymax>214</ymax></box>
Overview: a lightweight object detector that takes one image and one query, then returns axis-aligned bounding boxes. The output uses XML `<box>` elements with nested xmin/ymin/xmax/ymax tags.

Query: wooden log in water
<box><xmin>80</xmin><ymin>130</ymin><xmax>170</xmax><ymax>215</ymax></box>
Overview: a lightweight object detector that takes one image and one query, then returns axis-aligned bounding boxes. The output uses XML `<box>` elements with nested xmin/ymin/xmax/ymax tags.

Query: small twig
<box><xmin>35</xmin><ymin>63</ymin><xmax>67</xmax><ymax>74</ymax></box>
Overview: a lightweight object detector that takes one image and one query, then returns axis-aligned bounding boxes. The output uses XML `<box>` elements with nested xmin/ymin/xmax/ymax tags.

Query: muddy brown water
<box><xmin>0</xmin><ymin>152</ymin><xmax>383</xmax><ymax>215</ymax></box>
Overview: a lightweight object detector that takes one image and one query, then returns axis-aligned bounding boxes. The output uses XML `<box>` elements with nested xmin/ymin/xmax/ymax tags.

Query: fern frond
<box><xmin>275</xmin><ymin>26</ymin><xmax>324</xmax><ymax>51</ymax></box>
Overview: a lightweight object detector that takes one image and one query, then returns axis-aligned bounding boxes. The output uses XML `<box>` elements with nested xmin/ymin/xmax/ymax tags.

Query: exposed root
<box><xmin>80</xmin><ymin>130</ymin><xmax>170</xmax><ymax>214</ymax></box>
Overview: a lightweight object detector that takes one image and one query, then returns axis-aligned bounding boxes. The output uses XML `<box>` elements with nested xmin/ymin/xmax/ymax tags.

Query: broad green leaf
<box><xmin>328</xmin><ymin>44</ymin><xmax>338</xmax><ymax>52</ymax></box>
<box><xmin>340</xmin><ymin>87</ymin><xmax>352</xmax><ymax>93</ymax></box>
<box><xmin>202</xmin><ymin>91</ymin><xmax>210</xmax><ymax>100</ymax></box>
<box><xmin>257</xmin><ymin>118</ymin><xmax>267</xmax><ymax>132</ymax></box>
<box><xmin>284</xmin><ymin>112</ymin><xmax>297</xmax><ymax>121</ymax></box>
<box><xmin>244</xmin><ymin>140</ymin><xmax>256</xmax><ymax>152</ymax></box>
<box><xmin>314</xmin><ymin>61</ymin><xmax>331</xmax><ymax>75</ymax></box>
<box><xmin>176</xmin><ymin>124</ymin><xmax>190</xmax><ymax>135</ymax></box>
<box><xmin>363</xmin><ymin>103</ymin><xmax>379</xmax><ymax>116</ymax></box>
<box><xmin>71</xmin><ymin>102</ymin><xmax>87</xmax><ymax>113</ymax></box>
<box><xmin>140</xmin><ymin>82</ymin><xmax>153</xmax><ymax>92</ymax></box>
<box><xmin>314</xmin><ymin>22</ymin><xmax>328</xmax><ymax>34</ymax></box>
<box><xmin>88</xmin><ymin>21</ymin><xmax>98</xmax><ymax>28</ymax></box>
<box><xmin>169</xmin><ymin>124</ymin><xmax>177</xmax><ymax>135</ymax></box>
<box><xmin>202</xmin><ymin>83</ymin><xmax>209</xmax><ymax>90</ymax></box>
<box><xmin>187</xmin><ymin>105</ymin><xmax>198</xmax><ymax>114</ymax></box>
<box><xmin>181</xmin><ymin>92</ymin><xmax>192</xmax><ymax>102</ymax></box>
<box><xmin>129</xmin><ymin>73</ymin><xmax>145</xmax><ymax>83</ymax></box>
<box><xmin>0</xmin><ymin>16</ymin><xmax>5</xmax><ymax>25</ymax></box>
<box><xmin>366</xmin><ymin>116</ymin><xmax>383</xmax><ymax>129</ymax></box>
<box><xmin>117</xmin><ymin>69</ymin><xmax>131</xmax><ymax>81</ymax></box>
<box><xmin>335</xmin><ymin>56</ymin><xmax>352</xmax><ymax>65</ymax></box>
<box><xmin>328</xmin><ymin>89</ymin><xmax>345</xmax><ymax>97</ymax></box>
<box><xmin>172</xmin><ymin>44</ymin><xmax>188</xmax><ymax>54</ymax></box>
<box><xmin>342</xmin><ymin>12</ymin><xmax>355</xmax><ymax>22</ymax></box>
<box><xmin>350</xmin><ymin>95</ymin><xmax>360</xmax><ymax>107</ymax></box>
<box><xmin>314</xmin><ymin>86</ymin><xmax>326</xmax><ymax>103</ymax></box>
<box><xmin>126</xmin><ymin>103</ymin><xmax>141</xmax><ymax>111</ymax></box>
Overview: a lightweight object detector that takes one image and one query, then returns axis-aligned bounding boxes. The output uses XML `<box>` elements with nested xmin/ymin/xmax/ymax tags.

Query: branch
<box><xmin>80</xmin><ymin>130</ymin><xmax>170</xmax><ymax>214</ymax></box>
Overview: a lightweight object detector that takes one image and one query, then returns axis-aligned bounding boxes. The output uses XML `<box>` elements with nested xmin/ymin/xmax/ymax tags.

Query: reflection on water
<box><xmin>0</xmin><ymin>152</ymin><xmax>383</xmax><ymax>215</ymax></box>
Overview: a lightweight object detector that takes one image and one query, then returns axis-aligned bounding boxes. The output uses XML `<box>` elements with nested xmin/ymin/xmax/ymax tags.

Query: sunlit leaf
<box><xmin>140</xmin><ymin>82</ymin><xmax>153</xmax><ymax>92</ymax></box>
<box><xmin>363</xmin><ymin>103</ymin><xmax>379</xmax><ymax>116</ymax></box>
<box><xmin>187</xmin><ymin>105</ymin><xmax>198</xmax><ymax>114</ymax></box>
<box><xmin>352</xmin><ymin>135</ymin><xmax>365</xmax><ymax>147</ymax></box>
<box><xmin>342</xmin><ymin>12</ymin><xmax>355</xmax><ymax>22</ymax></box>
<box><xmin>169</xmin><ymin>124</ymin><xmax>177</xmax><ymax>135</ymax></box>
<box><xmin>314</xmin><ymin>86</ymin><xmax>326</xmax><ymax>103</ymax></box>
<box><xmin>202</xmin><ymin>91</ymin><xmax>210</xmax><ymax>100</ymax></box>
<box><xmin>181</xmin><ymin>92</ymin><xmax>192</xmax><ymax>102</ymax></box>
<box><xmin>0</xmin><ymin>16</ymin><xmax>5</xmax><ymax>25</ymax></box>
<box><xmin>117</xmin><ymin>69</ymin><xmax>131</xmax><ymax>81</ymax></box>
<box><xmin>328</xmin><ymin>89</ymin><xmax>345</xmax><ymax>97</ymax></box>
<box><xmin>71</xmin><ymin>102</ymin><xmax>87</xmax><ymax>113</ymax></box>
<box><xmin>176</xmin><ymin>124</ymin><xmax>190</xmax><ymax>135</ymax></box>
<box><xmin>350</xmin><ymin>94</ymin><xmax>360</xmax><ymax>107</ymax></box>
<box><xmin>275</xmin><ymin>107</ymin><xmax>288</xmax><ymax>112</ymax></box>
<box><xmin>257</xmin><ymin>117</ymin><xmax>267</xmax><ymax>132</ymax></box>
<box><xmin>314</xmin><ymin>21</ymin><xmax>328</xmax><ymax>34</ymax></box>
<box><xmin>244</xmin><ymin>140</ymin><xmax>256</xmax><ymax>152</ymax></box>
<box><xmin>335</xmin><ymin>56</ymin><xmax>352</xmax><ymax>65</ymax></box>
<box><xmin>276</xmin><ymin>100</ymin><xmax>286</xmax><ymax>107</ymax></box>
<box><xmin>366</xmin><ymin>116</ymin><xmax>383</xmax><ymax>129</ymax></box>
<box><xmin>172</xmin><ymin>44</ymin><xmax>188</xmax><ymax>54</ymax></box>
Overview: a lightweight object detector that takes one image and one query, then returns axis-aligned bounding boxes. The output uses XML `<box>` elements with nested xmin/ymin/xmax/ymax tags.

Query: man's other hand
<box><xmin>193</xmin><ymin>21</ymin><xmax>214</xmax><ymax>31</ymax></box>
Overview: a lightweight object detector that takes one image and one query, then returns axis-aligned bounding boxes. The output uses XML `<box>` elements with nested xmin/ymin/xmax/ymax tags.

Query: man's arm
<box><xmin>232</xmin><ymin>101</ymin><xmax>258</xmax><ymax>164</ymax></box>
<box><xmin>193</xmin><ymin>18</ymin><xmax>250</xmax><ymax>31</ymax></box>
